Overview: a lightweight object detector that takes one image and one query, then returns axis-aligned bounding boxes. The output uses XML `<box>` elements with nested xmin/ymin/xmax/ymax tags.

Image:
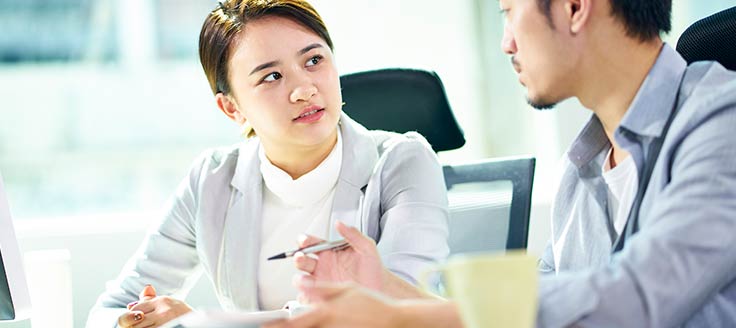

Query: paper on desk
<box><xmin>160</xmin><ymin>309</ymin><xmax>290</xmax><ymax>328</ymax></box>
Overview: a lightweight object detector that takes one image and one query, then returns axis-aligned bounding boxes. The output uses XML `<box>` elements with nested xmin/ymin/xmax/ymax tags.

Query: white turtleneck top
<box><xmin>257</xmin><ymin>130</ymin><xmax>342</xmax><ymax>310</ymax></box>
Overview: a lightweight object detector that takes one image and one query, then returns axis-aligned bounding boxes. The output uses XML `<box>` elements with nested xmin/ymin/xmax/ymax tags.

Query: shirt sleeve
<box><xmin>536</xmin><ymin>101</ymin><xmax>736</xmax><ymax>327</ymax></box>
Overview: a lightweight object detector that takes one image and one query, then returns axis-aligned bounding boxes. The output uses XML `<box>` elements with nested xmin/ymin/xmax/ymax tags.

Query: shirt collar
<box><xmin>568</xmin><ymin>115</ymin><xmax>610</xmax><ymax>168</ymax></box>
<box><xmin>567</xmin><ymin>44</ymin><xmax>687</xmax><ymax>168</ymax></box>
<box><xmin>617</xmin><ymin>44</ymin><xmax>687</xmax><ymax>138</ymax></box>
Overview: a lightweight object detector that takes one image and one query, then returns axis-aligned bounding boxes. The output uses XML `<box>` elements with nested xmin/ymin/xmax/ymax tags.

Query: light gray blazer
<box><xmin>87</xmin><ymin>113</ymin><xmax>449</xmax><ymax>326</ymax></box>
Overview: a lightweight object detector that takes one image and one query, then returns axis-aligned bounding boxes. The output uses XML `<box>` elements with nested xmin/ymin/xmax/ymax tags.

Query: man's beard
<box><xmin>527</xmin><ymin>96</ymin><xmax>557</xmax><ymax>110</ymax></box>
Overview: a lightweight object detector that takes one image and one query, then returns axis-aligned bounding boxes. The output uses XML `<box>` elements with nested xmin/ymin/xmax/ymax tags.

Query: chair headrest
<box><xmin>676</xmin><ymin>6</ymin><xmax>736</xmax><ymax>71</ymax></box>
<box><xmin>340</xmin><ymin>68</ymin><xmax>465</xmax><ymax>152</ymax></box>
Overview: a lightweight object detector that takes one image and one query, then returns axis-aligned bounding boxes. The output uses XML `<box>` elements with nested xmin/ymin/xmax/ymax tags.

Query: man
<box><xmin>269</xmin><ymin>0</ymin><xmax>736</xmax><ymax>326</ymax></box>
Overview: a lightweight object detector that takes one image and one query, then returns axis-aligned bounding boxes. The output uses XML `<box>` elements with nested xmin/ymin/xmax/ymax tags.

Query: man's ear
<box><xmin>215</xmin><ymin>93</ymin><xmax>246</xmax><ymax>124</ymax></box>
<box><xmin>566</xmin><ymin>0</ymin><xmax>591</xmax><ymax>35</ymax></box>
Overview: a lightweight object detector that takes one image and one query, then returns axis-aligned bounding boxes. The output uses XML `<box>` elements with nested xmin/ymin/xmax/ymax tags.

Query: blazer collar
<box><xmin>219</xmin><ymin>139</ymin><xmax>263</xmax><ymax>310</ymax></box>
<box><xmin>327</xmin><ymin>113</ymin><xmax>380</xmax><ymax>239</ymax></box>
<box><xmin>336</xmin><ymin>112</ymin><xmax>379</xmax><ymax>189</ymax></box>
<box><xmin>230</xmin><ymin>138</ymin><xmax>261</xmax><ymax>193</ymax></box>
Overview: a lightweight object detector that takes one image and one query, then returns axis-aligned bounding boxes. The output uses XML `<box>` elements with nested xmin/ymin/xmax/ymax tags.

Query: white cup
<box><xmin>24</xmin><ymin>249</ymin><xmax>73</xmax><ymax>328</ymax></box>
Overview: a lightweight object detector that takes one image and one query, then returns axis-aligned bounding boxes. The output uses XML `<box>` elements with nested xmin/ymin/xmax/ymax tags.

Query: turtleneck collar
<box><xmin>258</xmin><ymin>130</ymin><xmax>342</xmax><ymax>207</ymax></box>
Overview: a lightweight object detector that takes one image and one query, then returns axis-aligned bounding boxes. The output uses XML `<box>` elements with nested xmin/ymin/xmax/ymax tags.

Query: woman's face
<box><xmin>223</xmin><ymin>15</ymin><xmax>342</xmax><ymax>150</ymax></box>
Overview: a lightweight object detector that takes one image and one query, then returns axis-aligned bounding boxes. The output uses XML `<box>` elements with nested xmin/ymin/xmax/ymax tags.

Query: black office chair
<box><xmin>676</xmin><ymin>6</ymin><xmax>736</xmax><ymax>70</ymax></box>
<box><xmin>340</xmin><ymin>68</ymin><xmax>466</xmax><ymax>152</ymax></box>
<box><xmin>341</xmin><ymin>69</ymin><xmax>536</xmax><ymax>252</ymax></box>
<box><xmin>443</xmin><ymin>157</ymin><xmax>536</xmax><ymax>253</ymax></box>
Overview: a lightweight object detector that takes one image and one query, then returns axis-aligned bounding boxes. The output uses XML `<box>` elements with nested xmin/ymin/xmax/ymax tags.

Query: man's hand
<box><xmin>264</xmin><ymin>283</ymin><xmax>404</xmax><ymax>328</ymax></box>
<box><xmin>265</xmin><ymin>283</ymin><xmax>463</xmax><ymax>328</ymax></box>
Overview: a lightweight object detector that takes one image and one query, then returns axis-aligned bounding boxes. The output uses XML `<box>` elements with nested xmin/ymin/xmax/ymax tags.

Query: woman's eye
<box><xmin>306</xmin><ymin>55</ymin><xmax>323</xmax><ymax>67</ymax></box>
<box><xmin>262</xmin><ymin>72</ymin><xmax>282</xmax><ymax>83</ymax></box>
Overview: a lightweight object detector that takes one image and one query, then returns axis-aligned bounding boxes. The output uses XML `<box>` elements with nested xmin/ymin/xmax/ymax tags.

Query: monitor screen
<box><xmin>0</xmin><ymin>173</ymin><xmax>31</xmax><ymax>321</ymax></box>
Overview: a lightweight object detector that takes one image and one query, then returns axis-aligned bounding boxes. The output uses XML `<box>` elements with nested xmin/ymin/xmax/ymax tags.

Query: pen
<box><xmin>267</xmin><ymin>239</ymin><xmax>350</xmax><ymax>261</ymax></box>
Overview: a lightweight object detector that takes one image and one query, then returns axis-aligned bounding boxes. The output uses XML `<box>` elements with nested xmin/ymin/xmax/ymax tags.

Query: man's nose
<box><xmin>501</xmin><ymin>24</ymin><xmax>517</xmax><ymax>55</ymax></box>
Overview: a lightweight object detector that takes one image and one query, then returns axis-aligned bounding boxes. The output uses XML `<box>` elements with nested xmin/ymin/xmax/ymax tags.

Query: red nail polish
<box><xmin>127</xmin><ymin>301</ymin><xmax>138</xmax><ymax>309</ymax></box>
<box><xmin>134</xmin><ymin>313</ymin><xmax>142</xmax><ymax>321</ymax></box>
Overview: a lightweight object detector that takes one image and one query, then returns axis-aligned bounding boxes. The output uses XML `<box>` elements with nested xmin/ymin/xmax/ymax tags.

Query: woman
<box><xmin>86</xmin><ymin>0</ymin><xmax>449</xmax><ymax>327</ymax></box>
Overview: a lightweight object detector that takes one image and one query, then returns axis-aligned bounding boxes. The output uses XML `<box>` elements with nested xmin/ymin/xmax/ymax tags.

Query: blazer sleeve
<box><xmin>85</xmin><ymin>154</ymin><xmax>209</xmax><ymax>327</ymax></box>
<box><xmin>374</xmin><ymin>133</ymin><xmax>450</xmax><ymax>284</ymax></box>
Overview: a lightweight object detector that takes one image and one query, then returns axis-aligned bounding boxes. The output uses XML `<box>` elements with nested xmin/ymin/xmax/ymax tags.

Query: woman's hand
<box><xmin>117</xmin><ymin>285</ymin><xmax>193</xmax><ymax>328</ymax></box>
<box><xmin>293</xmin><ymin>221</ymin><xmax>387</xmax><ymax>301</ymax></box>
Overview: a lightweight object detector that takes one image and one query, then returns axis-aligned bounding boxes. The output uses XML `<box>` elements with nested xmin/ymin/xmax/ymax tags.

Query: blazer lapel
<box><xmin>220</xmin><ymin>139</ymin><xmax>263</xmax><ymax>311</ymax></box>
<box><xmin>329</xmin><ymin>113</ymin><xmax>379</xmax><ymax>240</ymax></box>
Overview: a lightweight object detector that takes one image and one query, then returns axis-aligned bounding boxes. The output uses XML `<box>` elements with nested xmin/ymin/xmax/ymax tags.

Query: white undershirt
<box><xmin>602</xmin><ymin>148</ymin><xmax>639</xmax><ymax>236</ymax></box>
<box><xmin>257</xmin><ymin>131</ymin><xmax>342</xmax><ymax>310</ymax></box>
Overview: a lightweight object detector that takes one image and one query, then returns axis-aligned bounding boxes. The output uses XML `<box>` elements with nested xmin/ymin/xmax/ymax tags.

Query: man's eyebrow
<box><xmin>249</xmin><ymin>60</ymin><xmax>280</xmax><ymax>76</ymax></box>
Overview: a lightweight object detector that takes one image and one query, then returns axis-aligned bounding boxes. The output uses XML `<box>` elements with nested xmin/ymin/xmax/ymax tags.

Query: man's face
<box><xmin>499</xmin><ymin>0</ymin><xmax>579</xmax><ymax>109</ymax></box>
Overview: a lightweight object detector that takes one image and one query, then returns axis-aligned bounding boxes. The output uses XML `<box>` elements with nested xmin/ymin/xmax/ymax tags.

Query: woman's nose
<box><xmin>290</xmin><ymin>75</ymin><xmax>317</xmax><ymax>103</ymax></box>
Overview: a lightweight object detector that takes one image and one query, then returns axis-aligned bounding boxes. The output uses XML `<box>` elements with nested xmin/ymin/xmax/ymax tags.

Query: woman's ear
<box><xmin>215</xmin><ymin>93</ymin><xmax>246</xmax><ymax>124</ymax></box>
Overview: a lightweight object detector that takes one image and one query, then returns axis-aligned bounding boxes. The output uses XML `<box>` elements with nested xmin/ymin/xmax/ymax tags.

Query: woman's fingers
<box><xmin>294</xmin><ymin>252</ymin><xmax>318</xmax><ymax>273</ymax></box>
<box><xmin>117</xmin><ymin>310</ymin><xmax>145</xmax><ymax>327</ymax></box>
<box><xmin>335</xmin><ymin>221</ymin><xmax>376</xmax><ymax>254</ymax></box>
<box><xmin>129</xmin><ymin>300</ymin><xmax>156</xmax><ymax>314</ymax></box>
<box><xmin>139</xmin><ymin>285</ymin><xmax>157</xmax><ymax>301</ymax></box>
<box><xmin>298</xmin><ymin>234</ymin><xmax>324</xmax><ymax>248</ymax></box>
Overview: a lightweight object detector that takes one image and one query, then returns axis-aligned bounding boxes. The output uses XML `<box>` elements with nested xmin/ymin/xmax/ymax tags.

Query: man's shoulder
<box><xmin>682</xmin><ymin>61</ymin><xmax>736</xmax><ymax>110</ymax></box>
<box><xmin>672</xmin><ymin>62</ymin><xmax>736</xmax><ymax>134</ymax></box>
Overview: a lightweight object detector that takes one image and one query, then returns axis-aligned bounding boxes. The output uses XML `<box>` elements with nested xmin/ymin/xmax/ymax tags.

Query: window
<box><xmin>0</xmin><ymin>0</ymin><xmax>233</xmax><ymax>219</ymax></box>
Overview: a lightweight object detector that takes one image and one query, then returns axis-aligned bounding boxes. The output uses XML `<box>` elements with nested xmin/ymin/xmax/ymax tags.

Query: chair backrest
<box><xmin>443</xmin><ymin>157</ymin><xmax>535</xmax><ymax>254</ymax></box>
<box><xmin>340</xmin><ymin>68</ymin><xmax>466</xmax><ymax>152</ymax></box>
<box><xmin>676</xmin><ymin>6</ymin><xmax>736</xmax><ymax>71</ymax></box>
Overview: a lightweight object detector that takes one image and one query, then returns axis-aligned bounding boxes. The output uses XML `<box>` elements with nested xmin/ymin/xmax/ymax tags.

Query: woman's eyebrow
<box><xmin>298</xmin><ymin>43</ymin><xmax>323</xmax><ymax>56</ymax></box>
<box><xmin>250</xmin><ymin>60</ymin><xmax>281</xmax><ymax>76</ymax></box>
<box><xmin>249</xmin><ymin>44</ymin><xmax>324</xmax><ymax>76</ymax></box>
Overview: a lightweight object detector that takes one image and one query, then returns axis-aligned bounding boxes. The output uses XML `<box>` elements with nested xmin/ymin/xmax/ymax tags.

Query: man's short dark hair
<box><xmin>536</xmin><ymin>0</ymin><xmax>672</xmax><ymax>41</ymax></box>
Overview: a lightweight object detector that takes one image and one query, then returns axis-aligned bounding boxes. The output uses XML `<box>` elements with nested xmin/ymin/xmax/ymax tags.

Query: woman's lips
<box><xmin>292</xmin><ymin>107</ymin><xmax>325</xmax><ymax>123</ymax></box>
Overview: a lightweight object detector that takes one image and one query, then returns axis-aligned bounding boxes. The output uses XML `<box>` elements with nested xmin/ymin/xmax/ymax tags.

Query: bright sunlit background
<box><xmin>1</xmin><ymin>1</ymin><xmax>733</xmax><ymax>327</ymax></box>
